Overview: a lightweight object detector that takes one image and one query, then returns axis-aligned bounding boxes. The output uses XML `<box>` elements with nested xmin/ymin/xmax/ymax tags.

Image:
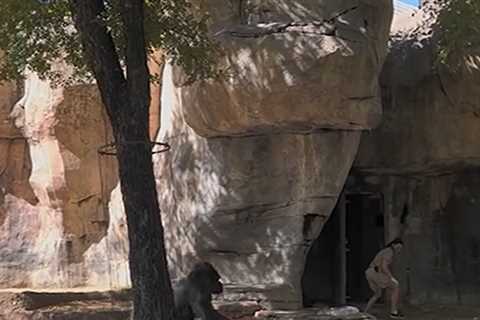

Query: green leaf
<box><xmin>0</xmin><ymin>0</ymin><xmax>220</xmax><ymax>84</ymax></box>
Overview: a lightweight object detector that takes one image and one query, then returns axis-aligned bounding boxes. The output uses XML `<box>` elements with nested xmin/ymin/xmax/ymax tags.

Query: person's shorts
<box><xmin>365</xmin><ymin>268</ymin><xmax>398</xmax><ymax>291</ymax></box>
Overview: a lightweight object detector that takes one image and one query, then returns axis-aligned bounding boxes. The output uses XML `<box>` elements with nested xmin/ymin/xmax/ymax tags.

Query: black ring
<box><xmin>98</xmin><ymin>141</ymin><xmax>170</xmax><ymax>156</ymax></box>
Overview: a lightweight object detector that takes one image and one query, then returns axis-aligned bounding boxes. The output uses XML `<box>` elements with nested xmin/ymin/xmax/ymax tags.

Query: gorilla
<box><xmin>174</xmin><ymin>262</ymin><xmax>229</xmax><ymax>320</ymax></box>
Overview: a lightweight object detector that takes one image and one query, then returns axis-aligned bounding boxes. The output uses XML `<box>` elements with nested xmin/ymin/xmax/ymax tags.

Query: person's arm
<box><xmin>380</xmin><ymin>248</ymin><xmax>395</xmax><ymax>279</ymax></box>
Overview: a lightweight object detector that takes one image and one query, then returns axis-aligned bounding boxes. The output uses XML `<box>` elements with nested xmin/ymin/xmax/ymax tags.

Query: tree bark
<box><xmin>69</xmin><ymin>1</ymin><xmax>174</xmax><ymax>319</ymax></box>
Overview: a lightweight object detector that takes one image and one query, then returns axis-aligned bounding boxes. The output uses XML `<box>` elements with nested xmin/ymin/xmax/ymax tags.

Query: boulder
<box><xmin>157</xmin><ymin>64</ymin><xmax>362</xmax><ymax>308</ymax></box>
<box><xmin>157</xmin><ymin>0</ymin><xmax>393</xmax><ymax>308</ymax></box>
<box><xmin>176</xmin><ymin>0</ymin><xmax>393</xmax><ymax>137</ymax></box>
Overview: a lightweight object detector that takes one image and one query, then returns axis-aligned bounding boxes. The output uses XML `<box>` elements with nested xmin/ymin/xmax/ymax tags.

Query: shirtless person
<box><xmin>364</xmin><ymin>238</ymin><xmax>404</xmax><ymax>319</ymax></box>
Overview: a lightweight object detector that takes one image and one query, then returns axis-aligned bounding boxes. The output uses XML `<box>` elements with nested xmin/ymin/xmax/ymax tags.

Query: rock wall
<box><xmin>0</xmin><ymin>69</ymin><xmax>129</xmax><ymax>289</ymax></box>
<box><xmin>355</xmin><ymin>1</ymin><xmax>480</xmax><ymax>175</ymax></box>
<box><xmin>178</xmin><ymin>0</ymin><xmax>393</xmax><ymax>137</ymax></box>
<box><xmin>352</xmin><ymin>4</ymin><xmax>480</xmax><ymax>306</ymax></box>
<box><xmin>348</xmin><ymin>172</ymin><xmax>480</xmax><ymax>305</ymax></box>
<box><xmin>0</xmin><ymin>81</ymin><xmax>37</xmax><ymax>222</ymax></box>
<box><xmin>155</xmin><ymin>0</ymin><xmax>392</xmax><ymax>309</ymax></box>
<box><xmin>157</xmin><ymin>65</ymin><xmax>361</xmax><ymax>309</ymax></box>
<box><xmin>355</xmin><ymin>43</ymin><xmax>480</xmax><ymax>175</ymax></box>
<box><xmin>0</xmin><ymin>0</ymin><xmax>392</xmax><ymax>308</ymax></box>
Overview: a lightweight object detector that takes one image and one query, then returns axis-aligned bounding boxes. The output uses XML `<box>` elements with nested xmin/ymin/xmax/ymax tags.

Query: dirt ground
<box><xmin>367</xmin><ymin>303</ymin><xmax>480</xmax><ymax>320</ymax></box>
<box><xmin>0</xmin><ymin>290</ymin><xmax>479</xmax><ymax>320</ymax></box>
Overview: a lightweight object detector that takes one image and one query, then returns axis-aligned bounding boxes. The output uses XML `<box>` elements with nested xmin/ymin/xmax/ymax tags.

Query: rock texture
<box><xmin>0</xmin><ymin>68</ymin><xmax>129</xmax><ymax>289</ymax></box>
<box><xmin>355</xmin><ymin>2</ymin><xmax>480</xmax><ymax>175</ymax></box>
<box><xmin>391</xmin><ymin>1</ymin><xmax>418</xmax><ymax>34</ymax></box>
<box><xmin>158</xmin><ymin>64</ymin><xmax>361</xmax><ymax>309</ymax></box>
<box><xmin>0</xmin><ymin>81</ymin><xmax>37</xmax><ymax>222</ymax></box>
<box><xmin>155</xmin><ymin>0</ymin><xmax>393</xmax><ymax>309</ymax></box>
<box><xmin>347</xmin><ymin>172</ymin><xmax>480</xmax><ymax>305</ymax></box>
<box><xmin>351</xmin><ymin>3</ymin><xmax>480</xmax><ymax>306</ymax></box>
<box><xmin>0</xmin><ymin>0</ymin><xmax>393</xmax><ymax>309</ymax></box>
<box><xmin>176</xmin><ymin>0</ymin><xmax>393</xmax><ymax>137</ymax></box>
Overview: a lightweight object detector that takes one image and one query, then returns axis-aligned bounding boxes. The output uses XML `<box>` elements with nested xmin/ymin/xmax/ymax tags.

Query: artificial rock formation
<box><xmin>0</xmin><ymin>68</ymin><xmax>129</xmax><ymax>289</ymax></box>
<box><xmin>178</xmin><ymin>0</ymin><xmax>393</xmax><ymax>137</ymax></box>
<box><xmin>157</xmin><ymin>0</ymin><xmax>393</xmax><ymax>308</ymax></box>
<box><xmin>356</xmin><ymin>0</ymin><xmax>480</xmax><ymax>175</ymax></box>
<box><xmin>352</xmin><ymin>4</ymin><xmax>480</xmax><ymax>305</ymax></box>
<box><xmin>0</xmin><ymin>0</ymin><xmax>393</xmax><ymax>309</ymax></box>
<box><xmin>356</xmin><ymin>53</ymin><xmax>480</xmax><ymax>175</ymax></box>
<box><xmin>158</xmin><ymin>65</ymin><xmax>361</xmax><ymax>309</ymax></box>
<box><xmin>0</xmin><ymin>47</ymin><xmax>166</xmax><ymax>289</ymax></box>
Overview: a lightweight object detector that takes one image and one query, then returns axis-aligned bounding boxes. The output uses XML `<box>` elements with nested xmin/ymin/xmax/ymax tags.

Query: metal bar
<box><xmin>337</xmin><ymin>191</ymin><xmax>347</xmax><ymax>305</ymax></box>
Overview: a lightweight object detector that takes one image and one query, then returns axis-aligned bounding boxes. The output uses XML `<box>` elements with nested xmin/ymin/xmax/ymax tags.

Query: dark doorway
<box><xmin>346</xmin><ymin>193</ymin><xmax>385</xmax><ymax>302</ymax></box>
<box><xmin>301</xmin><ymin>193</ymin><xmax>384</xmax><ymax>307</ymax></box>
<box><xmin>302</xmin><ymin>202</ymin><xmax>342</xmax><ymax>307</ymax></box>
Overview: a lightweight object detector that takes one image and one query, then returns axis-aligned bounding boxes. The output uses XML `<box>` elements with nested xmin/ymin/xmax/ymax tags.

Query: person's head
<box><xmin>385</xmin><ymin>238</ymin><xmax>404</xmax><ymax>253</ymax></box>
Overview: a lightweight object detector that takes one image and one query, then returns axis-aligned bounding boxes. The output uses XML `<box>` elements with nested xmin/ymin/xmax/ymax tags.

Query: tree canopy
<box><xmin>0</xmin><ymin>0</ymin><xmax>218</xmax><ymax>83</ymax></box>
<box><xmin>434</xmin><ymin>0</ymin><xmax>480</xmax><ymax>66</ymax></box>
<box><xmin>0</xmin><ymin>2</ymin><xmax>222</xmax><ymax>319</ymax></box>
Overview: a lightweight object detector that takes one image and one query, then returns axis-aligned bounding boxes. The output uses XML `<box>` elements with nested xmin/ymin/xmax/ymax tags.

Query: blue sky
<box><xmin>400</xmin><ymin>0</ymin><xmax>419</xmax><ymax>6</ymax></box>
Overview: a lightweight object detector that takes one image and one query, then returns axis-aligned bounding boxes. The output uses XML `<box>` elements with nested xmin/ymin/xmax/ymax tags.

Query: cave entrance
<box><xmin>302</xmin><ymin>193</ymin><xmax>384</xmax><ymax>307</ymax></box>
<box><xmin>346</xmin><ymin>193</ymin><xmax>385</xmax><ymax>302</ymax></box>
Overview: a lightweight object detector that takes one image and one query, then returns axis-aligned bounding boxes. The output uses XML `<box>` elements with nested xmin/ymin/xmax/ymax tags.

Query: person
<box><xmin>364</xmin><ymin>238</ymin><xmax>404</xmax><ymax>318</ymax></box>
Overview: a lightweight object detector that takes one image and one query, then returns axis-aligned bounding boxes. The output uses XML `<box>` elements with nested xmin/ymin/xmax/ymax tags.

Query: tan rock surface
<box><xmin>355</xmin><ymin>5</ymin><xmax>480</xmax><ymax>175</ymax></box>
<box><xmin>0</xmin><ymin>2</ymin><xmax>394</xmax><ymax>302</ymax></box>
<box><xmin>157</xmin><ymin>64</ymin><xmax>361</xmax><ymax>308</ymax></box>
<box><xmin>155</xmin><ymin>0</ymin><xmax>393</xmax><ymax>308</ymax></box>
<box><xmin>176</xmin><ymin>0</ymin><xmax>393</xmax><ymax>137</ymax></box>
<box><xmin>0</xmin><ymin>68</ymin><xmax>125</xmax><ymax>289</ymax></box>
<box><xmin>0</xmin><ymin>50</ymin><xmax>162</xmax><ymax>289</ymax></box>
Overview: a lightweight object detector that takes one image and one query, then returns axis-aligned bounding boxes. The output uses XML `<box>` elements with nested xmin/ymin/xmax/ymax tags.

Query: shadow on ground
<box><xmin>1</xmin><ymin>289</ymin><xmax>479</xmax><ymax>320</ymax></box>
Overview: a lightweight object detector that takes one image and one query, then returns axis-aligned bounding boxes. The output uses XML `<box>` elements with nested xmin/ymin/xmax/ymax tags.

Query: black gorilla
<box><xmin>174</xmin><ymin>262</ymin><xmax>229</xmax><ymax>320</ymax></box>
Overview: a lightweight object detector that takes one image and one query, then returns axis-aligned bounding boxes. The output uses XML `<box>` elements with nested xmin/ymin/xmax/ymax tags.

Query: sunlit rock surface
<box><xmin>0</xmin><ymin>1</ymin><xmax>394</xmax><ymax>307</ymax></box>
<box><xmin>355</xmin><ymin>4</ymin><xmax>480</xmax><ymax>175</ymax></box>
<box><xmin>351</xmin><ymin>2</ymin><xmax>480</xmax><ymax>306</ymax></box>
<box><xmin>177</xmin><ymin>0</ymin><xmax>393</xmax><ymax>137</ymax></box>
<box><xmin>0</xmin><ymin>69</ymin><xmax>128</xmax><ymax>289</ymax></box>
<box><xmin>156</xmin><ymin>0</ymin><xmax>393</xmax><ymax>308</ymax></box>
<box><xmin>157</xmin><ymin>64</ymin><xmax>361</xmax><ymax>308</ymax></box>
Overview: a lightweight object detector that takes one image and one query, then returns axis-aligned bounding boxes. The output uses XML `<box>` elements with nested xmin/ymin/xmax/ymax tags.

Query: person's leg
<box><xmin>364</xmin><ymin>288</ymin><xmax>382</xmax><ymax>313</ymax></box>
<box><xmin>389</xmin><ymin>278</ymin><xmax>404</xmax><ymax>318</ymax></box>
<box><xmin>391</xmin><ymin>285</ymin><xmax>399</xmax><ymax>313</ymax></box>
<box><xmin>364</xmin><ymin>269</ymin><xmax>383</xmax><ymax>313</ymax></box>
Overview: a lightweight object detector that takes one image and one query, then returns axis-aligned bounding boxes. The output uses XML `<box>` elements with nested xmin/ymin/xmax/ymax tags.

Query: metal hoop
<box><xmin>97</xmin><ymin>141</ymin><xmax>171</xmax><ymax>156</ymax></box>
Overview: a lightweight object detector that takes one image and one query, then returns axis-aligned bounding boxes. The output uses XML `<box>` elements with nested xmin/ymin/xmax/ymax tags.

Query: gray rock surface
<box><xmin>355</xmin><ymin>4</ymin><xmax>480</xmax><ymax>175</ymax></box>
<box><xmin>351</xmin><ymin>2</ymin><xmax>480</xmax><ymax>306</ymax></box>
<box><xmin>0</xmin><ymin>1</ymin><xmax>394</xmax><ymax>308</ymax></box>
<box><xmin>157</xmin><ymin>65</ymin><xmax>362</xmax><ymax>308</ymax></box>
<box><xmin>155</xmin><ymin>0</ymin><xmax>393</xmax><ymax>308</ymax></box>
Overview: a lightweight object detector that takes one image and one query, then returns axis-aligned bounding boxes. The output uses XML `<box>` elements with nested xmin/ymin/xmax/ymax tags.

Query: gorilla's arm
<box><xmin>190</xmin><ymin>294</ymin><xmax>228</xmax><ymax>320</ymax></box>
<box><xmin>174</xmin><ymin>262</ymin><xmax>230</xmax><ymax>320</ymax></box>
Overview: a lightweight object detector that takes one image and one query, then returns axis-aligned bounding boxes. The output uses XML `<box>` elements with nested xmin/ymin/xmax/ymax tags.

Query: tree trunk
<box><xmin>69</xmin><ymin>1</ymin><xmax>174</xmax><ymax>319</ymax></box>
<box><xmin>116</xmin><ymin>128</ymin><xmax>174</xmax><ymax>320</ymax></box>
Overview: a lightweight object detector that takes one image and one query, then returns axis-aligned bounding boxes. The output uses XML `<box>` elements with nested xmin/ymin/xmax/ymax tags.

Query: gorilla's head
<box><xmin>188</xmin><ymin>262</ymin><xmax>223</xmax><ymax>294</ymax></box>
